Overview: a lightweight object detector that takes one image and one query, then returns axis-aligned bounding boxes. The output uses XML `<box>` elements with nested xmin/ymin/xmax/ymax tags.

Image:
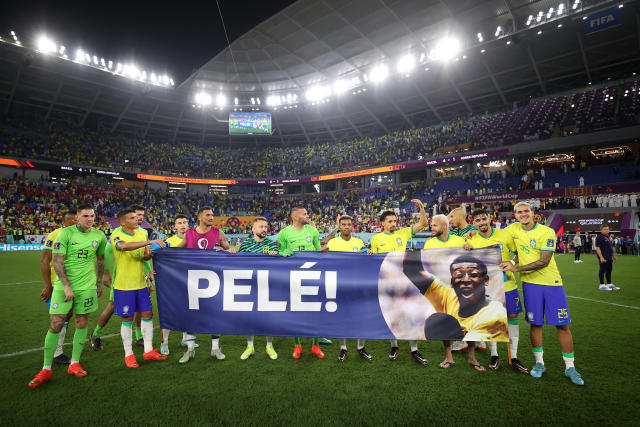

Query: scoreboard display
<box><xmin>563</xmin><ymin>213</ymin><xmax>622</xmax><ymax>232</ymax></box>
<box><xmin>229</xmin><ymin>112</ymin><xmax>272</xmax><ymax>135</ymax></box>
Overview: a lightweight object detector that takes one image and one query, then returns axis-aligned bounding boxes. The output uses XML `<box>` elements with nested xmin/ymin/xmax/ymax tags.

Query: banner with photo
<box><xmin>154</xmin><ymin>246</ymin><xmax>508</xmax><ymax>342</ymax></box>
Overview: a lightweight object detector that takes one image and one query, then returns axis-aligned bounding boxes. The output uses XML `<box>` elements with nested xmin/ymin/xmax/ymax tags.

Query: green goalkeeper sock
<box><xmin>43</xmin><ymin>331</ymin><xmax>60</xmax><ymax>368</ymax></box>
<box><xmin>312</xmin><ymin>337</ymin><xmax>319</xmax><ymax>346</ymax></box>
<box><xmin>71</xmin><ymin>327</ymin><xmax>88</xmax><ymax>362</ymax></box>
<box><xmin>293</xmin><ymin>337</ymin><xmax>301</xmax><ymax>345</ymax></box>
<box><xmin>135</xmin><ymin>326</ymin><xmax>143</xmax><ymax>341</ymax></box>
<box><xmin>93</xmin><ymin>325</ymin><xmax>103</xmax><ymax>338</ymax></box>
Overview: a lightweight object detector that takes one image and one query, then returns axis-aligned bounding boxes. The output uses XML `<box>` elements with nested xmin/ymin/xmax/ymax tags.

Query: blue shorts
<box><xmin>46</xmin><ymin>297</ymin><xmax>51</xmax><ymax>310</ymax></box>
<box><xmin>114</xmin><ymin>288</ymin><xmax>152</xmax><ymax>317</ymax></box>
<box><xmin>504</xmin><ymin>288</ymin><xmax>523</xmax><ymax>316</ymax></box>
<box><xmin>522</xmin><ymin>282</ymin><xmax>571</xmax><ymax>326</ymax></box>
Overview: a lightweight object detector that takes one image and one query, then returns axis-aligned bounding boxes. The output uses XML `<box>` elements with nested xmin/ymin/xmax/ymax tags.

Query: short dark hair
<box><xmin>449</xmin><ymin>255</ymin><xmax>488</xmax><ymax>276</ymax></box>
<box><xmin>380</xmin><ymin>210</ymin><xmax>396</xmax><ymax>222</ymax></box>
<box><xmin>253</xmin><ymin>216</ymin><xmax>268</xmax><ymax>224</ymax></box>
<box><xmin>291</xmin><ymin>206</ymin><xmax>305</xmax><ymax>215</ymax></box>
<box><xmin>339</xmin><ymin>215</ymin><xmax>353</xmax><ymax>223</ymax></box>
<box><xmin>471</xmin><ymin>209</ymin><xmax>488</xmax><ymax>219</ymax></box>
<box><xmin>174</xmin><ymin>214</ymin><xmax>188</xmax><ymax>223</ymax></box>
<box><xmin>197</xmin><ymin>206</ymin><xmax>213</xmax><ymax>216</ymax></box>
<box><xmin>63</xmin><ymin>208</ymin><xmax>77</xmax><ymax>217</ymax></box>
<box><xmin>118</xmin><ymin>208</ymin><xmax>136</xmax><ymax>219</ymax></box>
<box><xmin>76</xmin><ymin>202</ymin><xmax>93</xmax><ymax>212</ymax></box>
<box><xmin>601</xmin><ymin>224</ymin><xmax>610</xmax><ymax>229</ymax></box>
<box><xmin>129</xmin><ymin>204</ymin><xmax>145</xmax><ymax>212</ymax></box>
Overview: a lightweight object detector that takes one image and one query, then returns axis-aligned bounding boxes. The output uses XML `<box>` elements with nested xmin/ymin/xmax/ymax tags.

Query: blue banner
<box><xmin>0</xmin><ymin>243</ymin><xmax>44</xmax><ymax>251</ymax></box>
<box><xmin>584</xmin><ymin>6</ymin><xmax>621</xmax><ymax>35</ymax></box>
<box><xmin>154</xmin><ymin>246</ymin><xmax>508</xmax><ymax>341</ymax></box>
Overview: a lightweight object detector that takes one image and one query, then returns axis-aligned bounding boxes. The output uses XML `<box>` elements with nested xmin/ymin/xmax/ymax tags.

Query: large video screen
<box><xmin>563</xmin><ymin>213</ymin><xmax>623</xmax><ymax>232</ymax></box>
<box><xmin>229</xmin><ymin>112</ymin><xmax>272</xmax><ymax>135</ymax></box>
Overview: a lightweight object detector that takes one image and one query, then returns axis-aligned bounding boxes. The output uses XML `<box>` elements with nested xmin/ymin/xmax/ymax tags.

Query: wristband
<box><xmin>510</xmin><ymin>259</ymin><xmax>516</xmax><ymax>266</ymax></box>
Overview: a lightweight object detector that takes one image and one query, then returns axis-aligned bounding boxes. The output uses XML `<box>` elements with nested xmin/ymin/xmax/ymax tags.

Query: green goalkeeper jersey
<box><xmin>277</xmin><ymin>225</ymin><xmax>320</xmax><ymax>256</ymax></box>
<box><xmin>52</xmin><ymin>225</ymin><xmax>106</xmax><ymax>291</ymax></box>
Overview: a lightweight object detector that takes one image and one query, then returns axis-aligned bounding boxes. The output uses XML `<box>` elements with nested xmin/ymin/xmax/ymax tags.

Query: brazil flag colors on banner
<box><xmin>154</xmin><ymin>246</ymin><xmax>508</xmax><ymax>342</ymax></box>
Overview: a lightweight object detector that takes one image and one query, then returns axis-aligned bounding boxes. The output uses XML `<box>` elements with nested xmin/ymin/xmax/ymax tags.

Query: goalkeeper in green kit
<box><xmin>277</xmin><ymin>207</ymin><xmax>326</xmax><ymax>360</ymax></box>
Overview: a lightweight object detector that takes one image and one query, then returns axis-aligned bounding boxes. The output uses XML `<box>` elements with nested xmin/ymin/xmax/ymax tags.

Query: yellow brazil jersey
<box><xmin>327</xmin><ymin>235</ymin><xmax>364</xmax><ymax>252</ymax></box>
<box><xmin>370</xmin><ymin>227</ymin><xmax>412</xmax><ymax>253</ymax></box>
<box><xmin>504</xmin><ymin>223</ymin><xmax>563</xmax><ymax>286</ymax></box>
<box><xmin>166</xmin><ymin>234</ymin><xmax>184</xmax><ymax>247</ymax></box>
<box><xmin>467</xmin><ymin>228</ymin><xmax>517</xmax><ymax>292</ymax></box>
<box><xmin>423</xmin><ymin>234</ymin><xmax>466</xmax><ymax>249</ymax></box>
<box><xmin>111</xmin><ymin>228</ymin><xmax>148</xmax><ymax>291</ymax></box>
<box><xmin>424</xmin><ymin>280</ymin><xmax>508</xmax><ymax>341</ymax></box>
<box><xmin>43</xmin><ymin>227</ymin><xmax>63</xmax><ymax>284</ymax></box>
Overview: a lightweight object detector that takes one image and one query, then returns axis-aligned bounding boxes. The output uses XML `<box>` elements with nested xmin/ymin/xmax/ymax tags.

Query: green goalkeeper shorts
<box><xmin>49</xmin><ymin>288</ymin><xmax>98</xmax><ymax>315</ymax></box>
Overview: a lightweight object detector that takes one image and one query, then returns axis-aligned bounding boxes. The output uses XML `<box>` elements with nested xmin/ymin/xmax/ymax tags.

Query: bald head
<box><xmin>448</xmin><ymin>208</ymin><xmax>467</xmax><ymax>229</ymax></box>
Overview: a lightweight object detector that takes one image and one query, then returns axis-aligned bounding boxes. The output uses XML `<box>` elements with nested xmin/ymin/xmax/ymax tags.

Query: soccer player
<box><xmin>323</xmin><ymin>215</ymin><xmax>372</xmax><ymax>362</ymax></box>
<box><xmin>500</xmin><ymin>201</ymin><xmax>584</xmax><ymax>385</ymax></box>
<box><xmin>40</xmin><ymin>208</ymin><xmax>77</xmax><ymax>365</ymax></box>
<box><xmin>160</xmin><ymin>214</ymin><xmax>190</xmax><ymax>356</ymax></box>
<box><xmin>423</xmin><ymin>214</ymin><xmax>485</xmax><ymax>371</ymax></box>
<box><xmin>90</xmin><ymin>204</ymin><xmax>151</xmax><ymax>350</ymax></box>
<box><xmin>370</xmin><ymin>200</ymin><xmax>428</xmax><ymax>365</ymax></box>
<box><xmin>237</xmin><ymin>217</ymin><xmax>279</xmax><ymax>360</ymax></box>
<box><xmin>466</xmin><ymin>209</ymin><xmax>529</xmax><ymax>373</ymax></box>
<box><xmin>111</xmin><ymin>208</ymin><xmax>168</xmax><ymax>368</ymax></box>
<box><xmin>447</xmin><ymin>207</ymin><xmax>481</xmax><ymax>351</ymax></box>
<box><xmin>173</xmin><ymin>206</ymin><xmax>236</xmax><ymax>363</ymax></box>
<box><xmin>29</xmin><ymin>202</ymin><xmax>106</xmax><ymax>388</ymax></box>
<box><xmin>595</xmin><ymin>225</ymin><xmax>620</xmax><ymax>291</ymax></box>
<box><xmin>277</xmin><ymin>206</ymin><xmax>325</xmax><ymax>359</ymax></box>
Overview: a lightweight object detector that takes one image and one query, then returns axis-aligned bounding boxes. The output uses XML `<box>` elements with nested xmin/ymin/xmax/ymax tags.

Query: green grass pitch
<box><xmin>0</xmin><ymin>251</ymin><xmax>638</xmax><ymax>425</ymax></box>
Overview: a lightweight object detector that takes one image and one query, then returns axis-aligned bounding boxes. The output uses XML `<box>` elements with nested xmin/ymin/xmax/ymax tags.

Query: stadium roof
<box><xmin>1</xmin><ymin>0</ymin><xmax>639</xmax><ymax>146</ymax></box>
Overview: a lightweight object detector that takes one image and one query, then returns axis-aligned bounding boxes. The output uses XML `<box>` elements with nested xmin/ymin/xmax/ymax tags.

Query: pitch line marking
<box><xmin>567</xmin><ymin>295</ymin><xmax>640</xmax><ymax>310</ymax></box>
<box><xmin>0</xmin><ymin>327</ymin><xmax>159</xmax><ymax>359</ymax></box>
<box><xmin>0</xmin><ymin>280</ymin><xmax>40</xmax><ymax>286</ymax></box>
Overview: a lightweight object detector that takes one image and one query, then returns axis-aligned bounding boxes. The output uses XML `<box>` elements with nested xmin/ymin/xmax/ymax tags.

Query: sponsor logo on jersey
<box><xmin>197</xmin><ymin>238</ymin><xmax>208</xmax><ymax>249</ymax></box>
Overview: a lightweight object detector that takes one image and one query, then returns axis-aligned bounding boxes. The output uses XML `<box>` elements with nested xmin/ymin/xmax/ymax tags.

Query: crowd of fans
<box><xmin>1</xmin><ymin>80</ymin><xmax>639</xmax><ymax>180</ymax></box>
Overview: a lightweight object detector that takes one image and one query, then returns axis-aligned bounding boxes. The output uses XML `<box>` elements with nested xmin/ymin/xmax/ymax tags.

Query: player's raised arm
<box><xmin>411</xmin><ymin>199</ymin><xmax>428</xmax><ymax>235</ymax></box>
<box><xmin>402</xmin><ymin>250</ymin><xmax>435</xmax><ymax>294</ymax></box>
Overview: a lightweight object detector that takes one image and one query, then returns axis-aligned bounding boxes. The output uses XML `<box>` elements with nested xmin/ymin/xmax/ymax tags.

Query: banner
<box><xmin>25</xmin><ymin>234</ymin><xmax>47</xmax><ymax>244</ymax></box>
<box><xmin>584</xmin><ymin>6</ymin><xmax>621</xmax><ymax>35</ymax></box>
<box><xmin>154</xmin><ymin>246</ymin><xmax>508</xmax><ymax>342</ymax></box>
<box><xmin>0</xmin><ymin>244</ymin><xmax>44</xmax><ymax>251</ymax></box>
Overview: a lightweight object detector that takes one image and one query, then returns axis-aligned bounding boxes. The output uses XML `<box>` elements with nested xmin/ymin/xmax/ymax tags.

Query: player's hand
<box><xmin>150</xmin><ymin>238</ymin><xmax>166</xmax><ymax>248</ymax></box>
<box><xmin>466</xmin><ymin>229</ymin><xmax>477</xmax><ymax>239</ymax></box>
<box><xmin>148</xmin><ymin>283</ymin><xmax>155</xmax><ymax>293</ymax></box>
<box><xmin>463</xmin><ymin>244</ymin><xmax>473</xmax><ymax>251</ymax></box>
<box><xmin>40</xmin><ymin>286</ymin><xmax>53</xmax><ymax>302</ymax></box>
<box><xmin>410</xmin><ymin>199</ymin><xmax>424</xmax><ymax>209</ymax></box>
<box><xmin>367</xmin><ymin>250</ymin><xmax>373</xmax><ymax>255</ymax></box>
<box><xmin>227</xmin><ymin>248</ymin><xmax>237</xmax><ymax>254</ymax></box>
<box><xmin>599</xmin><ymin>257</ymin><xmax>606</xmax><ymax>263</ymax></box>
<box><xmin>499</xmin><ymin>261</ymin><xmax>516</xmax><ymax>272</ymax></box>
<box><xmin>613</xmin><ymin>256</ymin><xmax>617</xmax><ymax>262</ymax></box>
<box><xmin>96</xmin><ymin>285</ymin><xmax>103</xmax><ymax>298</ymax></box>
<box><xmin>268</xmin><ymin>251</ymin><xmax>278</xmax><ymax>256</ymax></box>
<box><xmin>63</xmin><ymin>286</ymin><xmax>74</xmax><ymax>302</ymax></box>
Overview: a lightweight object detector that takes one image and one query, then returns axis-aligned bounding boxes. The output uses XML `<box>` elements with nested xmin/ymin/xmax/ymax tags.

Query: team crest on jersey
<box><xmin>396</xmin><ymin>238</ymin><xmax>402</xmax><ymax>245</ymax></box>
<box><xmin>547</xmin><ymin>239</ymin><xmax>555</xmax><ymax>247</ymax></box>
<box><xmin>123</xmin><ymin>305</ymin><xmax>130</xmax><ymax>314</ymax></box>
<box><xmin>530</xmin><ymin>240</ymin><xmax>536</xmax><ymax>248</ymax></box>
<box><xmin>92</xmin><ymin>240</ymin><xmax>98</xmax><ymax>248</ymax></box>
<box><xmin>52</xmin><ymin>303</ymin><xmax>58</xmax><ymax>309</ymax></box>
<box><xmin>306</xmin><ymin>236</ymin><xmax>312</xmax><ymax>243</ymax></box>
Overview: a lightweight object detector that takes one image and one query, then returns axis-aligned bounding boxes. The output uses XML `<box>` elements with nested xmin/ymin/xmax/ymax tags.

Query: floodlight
<box><xmin>195</xmin><ymin>92</ymin><xmax>212</xmax><ymax>106</ymax></box>
<box><xmin>333</xmin><ymin>79</ymin><xmax>348</xmax><ymax>94</ymax></box>
<box><xmin>306</xmin><ymin>85</ymin><xmax>331</xmax><ymax>101</ymax></box>
<box><xmin>162</xmin><ymin>75</ymin><xmax>169</xmax><ymax>85</ymax></box>
<box><xmin>477</xmin><ymin>32</ymin><xmax>483</xmax><ymax>42</ymax></box>
<box><xmin>37</xmin><ymin>36</ymin><xmax>57</xmax><ymax>54</ymax></box>
<box><xmin>397</xmin><ymin>54</ymin><xmax>415</xmax><ymax>73</ymax></box>
<box><xmin>369</xmin><ymin>64</ymin><xmax>388</xmax><ymax>82</ymax></box>
<box><xmin>430</xmin><ymin>37</ymin><xmax>461</xmax><ymax>62</ymax></box>
<box><xmin>216</xmin><ymin>93</ymin><xmax>226</xmax><ymax>107</ymax></box>
<box><xmin>75</xmin><ymin>49</ymin><xmax>85</xmax><ymax>62</ymax></box>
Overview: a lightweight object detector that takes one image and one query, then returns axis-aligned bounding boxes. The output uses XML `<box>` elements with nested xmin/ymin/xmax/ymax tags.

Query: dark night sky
<box><xmin>0</xmin><ymin>0</ymin><xmax>297</xmax><ymax>84</ymax></box>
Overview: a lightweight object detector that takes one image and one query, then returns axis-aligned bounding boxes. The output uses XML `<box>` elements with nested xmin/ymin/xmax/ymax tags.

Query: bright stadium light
<box><xmin>162</xmin><ymin>75</ymin><xmax>169</xmax><ymax>85</ymax></box>
<box><xmin>36</xmin><ymin>36</ymin><xmax>57</xmax><ymax>54</ymax></box>
<box><xmin>557</xmin><ymin>3</ymin><xmax>565</xmax><ymax>15</ymax></box>
<box><xmin>430</xmin><ymin>37</ymin><xmax>461</xmax><ymax>62</ymax></box>
<box><xmin>92</xmin><ymin>55</ymin><xmax>98</xmax><ymax>65</ymax></box>
<box><xmin>216</xmin><ymin>93</ymin><xmax>227</xmax><ymax>107</ymax></box>
<box><xmin>116</xmin><ymin>63</ymin><xmax>123</xmax><ymax>73</ymax></box>
<box><xmin>526</xmin><ymin>15</ymin><xmax>533</xmax><ymax>25</ymax></box>
<box><xmin>537</xmin><ymin>11</ymin><xmax>543</xmax><ymax>22</ymax></box>
<box><xmin>251</xmin><ymin>97</ymin><xmax>256</xmax><ymax>105</ymax></box>
<box><xmin>234</xmin><ymin>97</ymin><xmax>239</xmax><ymax>105</ymax></box>
<box><xmin>266</xmin><ymin>95</ymin><xmax>280</xmax><ymax>106</ymax></box>
<box><xmin>333</xmin><ymin>79</ymin><xmax>349</xmax><ymax>94</ymax></box>
<box><xmin>195</xmin><ymin>92</ymin><xmax>212</xmax><ymax>106</ymax></box>
<box><xmin>477</xmin><ymin>32</ymin><xmax>484</xmax><ymax>42</ymax></box>
<box><xmin>306</xmin><ymin>85</ymin><xmax>331</xmax><ymax>101</ymax></box>
<box><xmin>369</xmin><ymin>64</ymin><xmax>388</xmax><ymax>83</ymax></box>
<box><xmin>397</xmin><ymin>54</ymin><xmax>416</xmax><ymax>74</ymax></box>
<box><xmin>108</xmin><ymin>60</ymin><xmax>113</xmax><ymax>69</ymax></box>
<box><xmin>256</xmin><ymin>97</ymin><xmax>261</xmax><ymax>105</ymax></box>
<box><xmin>547</xmin><ymin>7</ymin><xmax>554</xmax><ymax>18</ymax></box>
<box><xmin>100</xmin><ymin>58</ymin><xmax>106</xmax><ymax>67</ymax></box>
<box><xmin>75</xmin><ymin>49</ymin><xmax>85</xmax><ymax>62</ymax></box>
<box><xmin>150</xmin><ymin>73</ymin><xmax>157</xmax><ymax>83</ymax></box>
<box><xmin>169</xmin><ymin>78</ymin><xmax>174</xmax><ymax>86</ymax></box>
